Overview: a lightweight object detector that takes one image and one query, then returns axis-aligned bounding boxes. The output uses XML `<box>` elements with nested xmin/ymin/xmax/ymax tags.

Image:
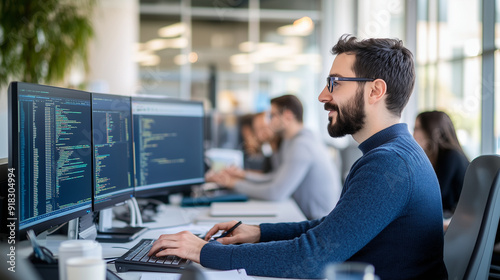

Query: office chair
<box><xmin>443</xmin><ymin>154</ymin><xmax>500</xmax><ymax>280</ymax></box>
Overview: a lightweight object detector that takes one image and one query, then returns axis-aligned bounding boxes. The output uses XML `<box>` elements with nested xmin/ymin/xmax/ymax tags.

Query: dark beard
<box><xmin>325</xmin><ymin>86</ymin><xmax>366</xmax><ymax>137</ymax></box>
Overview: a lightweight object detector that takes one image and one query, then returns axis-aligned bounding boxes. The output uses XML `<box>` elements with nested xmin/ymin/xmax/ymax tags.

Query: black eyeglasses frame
<box><xmin>326</xmin><ymin>76</ymin><xmax>375</xmax><ymax>93</ymax></box>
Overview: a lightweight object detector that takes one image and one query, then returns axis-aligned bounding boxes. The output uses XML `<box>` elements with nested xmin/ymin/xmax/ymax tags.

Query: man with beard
<box><xmin>206</xmin><ymin>94</ymin><xmax>342</xmax><ymax>220</ymax></box>
<box><xmin>147</xmin><ymin>35</ymin><xmax>448</xmax><ymax>280</ymax></box>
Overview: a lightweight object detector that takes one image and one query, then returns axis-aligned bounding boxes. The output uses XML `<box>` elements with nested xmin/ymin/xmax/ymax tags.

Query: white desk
<box><xmin>108</xmin><ymin>199</ymin><xmax>308</xmax><ymax>280</ymax></box>
<box><xmin>193</xmin><ymin>199</ymin><xmax>306</xmax><ymax>224</ymax></box>
<box><xmin>15</xmin><ymin>199</ymin><xmax>309</xmax><ymax>280</ymax></box>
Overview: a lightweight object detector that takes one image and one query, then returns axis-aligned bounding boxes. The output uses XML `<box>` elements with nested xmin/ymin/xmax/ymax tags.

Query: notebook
<box><xmin>205</xmin><ymin>148</ymin><xmax>244</xmax><ymax>171</ymax></box>
<box><xmin>210</xmin><ymin>202</ymin><xmax>278</xmax><ymax>217</ymax></box>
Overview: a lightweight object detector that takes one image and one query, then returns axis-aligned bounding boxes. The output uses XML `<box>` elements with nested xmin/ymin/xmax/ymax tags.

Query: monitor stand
<box><xmin>136</xmin><ymin>196</ymin><xmax>195</xmax><ymax>229</ymax></box>
<box><xmin>96</xmin><ymin>197</ymin><xmax>147</xmax><ymax>243</ymax></box>
<box><xmin>68</xmin><ymin>212</ymin><xmax>97</xmax><ymax>240</ymax></box>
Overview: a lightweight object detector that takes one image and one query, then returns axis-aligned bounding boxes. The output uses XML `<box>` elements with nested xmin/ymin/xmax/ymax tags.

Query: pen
<box><xmin>214</xmin><ymin>221</ymin><xmax>242</xmax><ymax>240</ymax></box>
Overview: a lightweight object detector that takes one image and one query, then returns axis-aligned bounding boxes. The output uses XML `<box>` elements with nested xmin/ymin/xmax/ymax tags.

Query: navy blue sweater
<box><xmin>200</xmin><ymin>124</ymin><xmax>448</xmax><ymax>279</ymax></box>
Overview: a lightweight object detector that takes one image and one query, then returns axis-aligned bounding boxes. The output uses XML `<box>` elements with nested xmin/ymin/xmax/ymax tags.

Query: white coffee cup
<box><xmin>66</xmin><ymin>257</ymin><xmax>106</xmax><ymax>280</ymax></box>
<box><xmin>58</xmin><ymin>240</ymin><xmax>102</xmax><ymax>280</ymax></box>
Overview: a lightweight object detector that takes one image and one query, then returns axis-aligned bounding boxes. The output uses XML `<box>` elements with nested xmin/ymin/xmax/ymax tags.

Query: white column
<box><xmin>0</xmin><ymin>85</ymin><xmax>7</xmax><ymax>158</ymax></box>
<box><xmin>319</xmin><ymin>0</ymin><xmax>356</xmax><ymax>149</ymax></box>
<box><xmin>180</xmin><ymin>0</ymin><xmax>192</xmax><ymax>100</ymax></box>
<box><xmin>401</xmin><ymin>0</ymin><xmax>418</xmax><ymax>127</ymax></box>
<box><xmin>87</xmin><ymin>0</ymin><xmax>139</xmax><ymax>95</ymax></box>
<box><xmin>248</xmin><ymin>0</ymin><xmax>260</xmax><ymax>108</ymax></box>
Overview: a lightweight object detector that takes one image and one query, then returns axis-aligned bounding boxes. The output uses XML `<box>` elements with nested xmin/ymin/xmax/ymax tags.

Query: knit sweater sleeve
<box><xmin>233</xmin><ymin>138</ymin><xmax>313</xmax><ymax>201</ymax></box>
<box><xmin>259</xmin><ymin>218</ymin><xmax>325</xmax><ymax>242</ymax></box>
<box><xmin>200</xmin><ymin>150</ymin><xmax>412</xmax><ymax>279</ymax></box>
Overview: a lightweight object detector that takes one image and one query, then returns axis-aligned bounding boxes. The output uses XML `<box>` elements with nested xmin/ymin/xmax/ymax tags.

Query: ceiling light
<box><xmin>256</xmin><ymin>42</ymin><xmax>278</xmax><ymax>50</ymax></box>
<box><xmin>293</xmin><ymin>16</ymin><xmax>314</xmax><ymax>31</ymax></box>
<box><xmin>277</xmin><ymin>16</ymin><xmax>314</xmax><ymax>36</ymax></box>
<box><xmin>239</xmin><ymin>41</ymin><xmax>256</xmax><ymax>52</ymax></box>
<box><xmin>169</xmin><ymin>37</ymin><xmax>188</xmax><ymax>48</ymax></box>
<box><xmin>158</xmin><ymin>22</ymin><xmax>186</xmax><ymax>38</ymax></box>
<box><xmin>174</xmin><ymin>52</ymin><xmax>199</xmax><ymax>65</ymax></box>
<box><xmin>232</xmin><ymin>64</ymin><xmax>254</xmax><ymax>73</ymax></box>
<box><xmin>249</xmin><ymin>53</ymin><xmax>275</xmax><ymax>64</ymax></box>
<box><xmin>230</xmin><ymin>54</ymin><xmax>250</xmax><ymax>66</ymax></box>
<box><xmin>140</xmin><ymin>54</ymin><xmax>160</xmax><ymax>66</ymax></box>
<box><xmin>135</xmin><ymin>50</ymin><xmax>155</xmax><ymax>62</ymax></box>
<box><xmin>145</xmin><ymin>39</ymin><xmax>171</xmax><ymax>51</ymax></box>
<box><xmin>144</xmin><ymin>38</ymin><xmax>188</xmax><ymax>51</ymax></box>
<box><xmin>188</xmin><ymin>52</ymin><xmax>198</xmax><ymax>63</ymax></box>
<box><xmin>275</xmin><ymin>60</ymin><xmax>298</xmax><ymax>72</ymax></box>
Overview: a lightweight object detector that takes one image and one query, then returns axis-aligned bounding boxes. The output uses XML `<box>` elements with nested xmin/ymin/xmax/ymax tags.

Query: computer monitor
<box><xmin>8</xmin><ymin>82</ymin><xmax>92</xmax><ymax>238</ymax></box>
<box><xmin>91</xmin><ymin>93</ymin><xmax>134</xmax><ymax>211</ymax></box>
<box><xmin>0</xmin><ymin>158</ymin><xmax>9</xmax><ymax>238</ymax></box>
<box><xmin>132</xmin><ymin>97</ymin><xmax>205</xmax><ymax>197</ymax></box>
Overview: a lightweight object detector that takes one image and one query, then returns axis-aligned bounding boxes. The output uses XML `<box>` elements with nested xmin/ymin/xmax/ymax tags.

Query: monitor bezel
<box><xmin>131</xmin><ymin>96</ymin><xmax>205</xmax><ymax>198</ymax></box>
<box><xmin>91</xmin><ymin>92</ymin><xmax>135</xmax><ymax>212</ymax></box>
<box><xmin>8</xmin><ymin>81</ymin><xmax>93</xmax><ymax>239</ymax></box>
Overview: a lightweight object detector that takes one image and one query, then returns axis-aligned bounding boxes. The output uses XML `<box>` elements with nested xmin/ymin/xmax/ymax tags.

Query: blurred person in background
<box><xmin>207</xmin><ymin>94</ymin><xmax>342</xmax><ymax>220</ymax></box>
<box><xmin>249</xmin><ymin>111</ymin><xmax>281</xmax><ymax>173</ymax></box>
<box><xmin>238</xmin><ymin>113</ymin><xmax>266</xmax><ymax>172</ymax></box>
<box><xmin>413</xmin><ymin>110</ymin><xmax>469</xmax><ymax>219</ymax></box>
<box><xmin>224</xmin><ymin>112</ymin><xmax>280</xmax><ymax>175</ymax></box>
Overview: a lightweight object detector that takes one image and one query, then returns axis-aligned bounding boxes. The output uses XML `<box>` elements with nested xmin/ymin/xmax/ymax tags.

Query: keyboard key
<box><xmin>124</xmin><ymin>253</ymin><xmax>134</xmax><ymax>261</ymax></box>
<box><xmin>164</xmin><ymin>255</ymin><xmax>175</xmax><ymax>264</ymax></box>
<box><xmin>171</xmin><ymin>256</ymin><xmax>181</xmax><ymax>265</ymax></box>
<box><xmin>132</xmin><ymin>247</ymin><xmax>151</xmax><ymax>261</ymax></box>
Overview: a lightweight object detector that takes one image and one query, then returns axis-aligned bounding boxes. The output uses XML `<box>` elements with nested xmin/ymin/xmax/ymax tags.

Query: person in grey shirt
<box><xmin>207</xmin><ymin>95</ymin><xmax>341</xmax><ymax>219</ymax></box>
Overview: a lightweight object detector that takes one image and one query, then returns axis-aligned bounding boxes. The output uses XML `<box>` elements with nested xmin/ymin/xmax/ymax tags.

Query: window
<box><xmin>416</xmin><ymin>0</ymin><xmax>482</xmax><ymax>158</ymax></box>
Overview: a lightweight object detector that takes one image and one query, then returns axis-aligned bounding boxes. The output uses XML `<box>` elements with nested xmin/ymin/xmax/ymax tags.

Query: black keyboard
<box><xmin>114</xmin><ymin>239</ymin><xmax>191</xmax><ymax>273</ymax></box>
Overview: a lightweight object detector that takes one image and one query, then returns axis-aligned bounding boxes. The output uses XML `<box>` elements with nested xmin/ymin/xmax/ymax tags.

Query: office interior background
<box><xmin>1</xmin><ymin>0</ymin><xmax>500</xmax><ymax>165</ymax></box>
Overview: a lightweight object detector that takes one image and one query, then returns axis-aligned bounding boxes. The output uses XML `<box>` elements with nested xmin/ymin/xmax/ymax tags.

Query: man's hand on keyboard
<box><xmin>148</xmin><ymin>231</ymin><xmax>208</xmax><ymax>263</ymax></box>
<box><xmin>204</xmin><ymin>220</ymin><xmax>261</xmax><ymax>245</ymax></box>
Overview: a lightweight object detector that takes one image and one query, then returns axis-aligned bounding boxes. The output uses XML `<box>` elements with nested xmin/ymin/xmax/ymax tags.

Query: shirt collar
<box><xmin>358</xmin><ymin>123</ymin><xmax>409</xmax><ymax>155</ymax></box>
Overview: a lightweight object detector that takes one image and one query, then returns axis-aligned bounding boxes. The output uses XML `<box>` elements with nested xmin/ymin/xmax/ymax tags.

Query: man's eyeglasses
<box><xmin>326</xmin><ymin>76</ymin><xmax>375</xmax><ymax>93</ymax></box>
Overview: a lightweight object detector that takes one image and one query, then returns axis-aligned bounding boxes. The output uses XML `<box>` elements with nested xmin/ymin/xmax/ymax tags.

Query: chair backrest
<box><xmin>444</xmin><ymin>154</ymin><xmax>500</xmax><ymax>280</ymax></box>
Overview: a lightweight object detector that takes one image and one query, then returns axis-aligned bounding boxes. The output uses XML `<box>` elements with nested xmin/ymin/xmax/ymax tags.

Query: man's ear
<box><xmin>281</xmin><ymin>109</ymin><xmax>293</xmax><ymax>120</ymax></box>
<box><xmin>368</xmin><ymin>79</ymin><xmax>387</xmax><ymax>105</ymax></box>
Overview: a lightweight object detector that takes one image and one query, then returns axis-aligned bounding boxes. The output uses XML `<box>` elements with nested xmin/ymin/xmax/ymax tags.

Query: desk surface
<box><xmin>110</xmin><ymin>199</ymin><xmax>308</xmax><ymax>280</ymax></box>
<box><xmin>19</xmin><ymin>199</ymin><xmax>310</xmax><ymax>280</ymax></box>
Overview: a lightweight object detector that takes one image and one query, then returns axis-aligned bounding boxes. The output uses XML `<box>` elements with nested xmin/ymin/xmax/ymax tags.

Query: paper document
<box><xmin>140</xmin><ymin>268</ymin><xmax>255</xmax><ymax>280</ymax></box>
<box><xmin>205</xmin><ymin>148</ymin><xmax>244</xmax><ymax>171</ymax></box>
<box><xmin>210</xmin><ymin>201</ymin><xmax>278</xmax><ymax>217</ymax></box>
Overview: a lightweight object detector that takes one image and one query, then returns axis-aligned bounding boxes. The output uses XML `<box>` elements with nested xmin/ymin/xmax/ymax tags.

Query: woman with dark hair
<box><xmin>413</xmin><ymin>110</ymin><xmax>470</xmax><ymax>218</ymax></box>
<box><xmin>237</xmin><ymin>112</ymin><xmax>280</xmax><ymax>173</ymax></box>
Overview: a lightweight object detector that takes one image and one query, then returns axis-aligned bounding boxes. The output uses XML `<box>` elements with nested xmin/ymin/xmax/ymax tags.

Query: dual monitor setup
<box><xmin>7</xmin><ymin>82</ymin><xmax>205</xmax><ymax>241</ymax></box>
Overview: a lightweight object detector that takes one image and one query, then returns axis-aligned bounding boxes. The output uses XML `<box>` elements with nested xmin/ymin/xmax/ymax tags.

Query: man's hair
<box><xmin>332</xmin><ymin>34</ymin><xmax>415</xmax><ymax>117</ymax></box>
<box><xmin>270</xmin><ymin>94</ymin><xmax>303</xmax><ymax>123</ymax></box>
